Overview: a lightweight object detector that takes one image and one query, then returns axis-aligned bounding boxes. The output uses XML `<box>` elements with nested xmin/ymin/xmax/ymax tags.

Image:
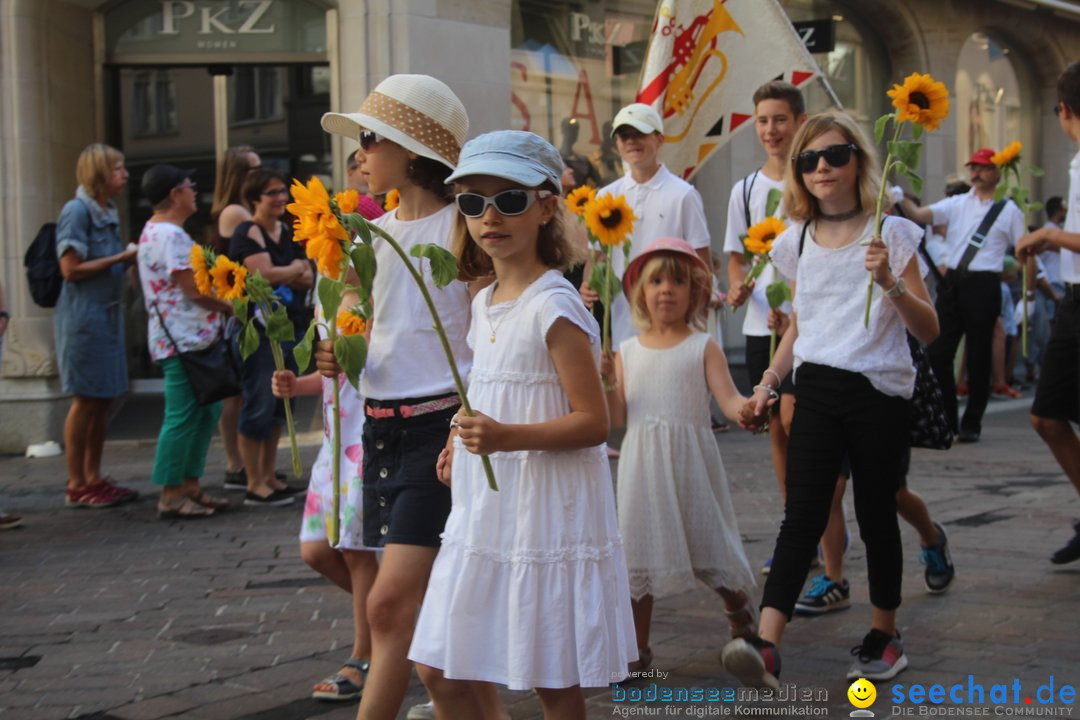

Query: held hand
<box><xmin>767</xmin><ymin>308</ymin><xmax>790</xmax><ymax>337</ymax></box>
<box><xmin>119</xmin><ymin>245</ymin><xmax>138</xmax><ymax>264</ymax></box>
<box><xmin>314</xmin><ymin>339</ymin><xmax>341</xmax><ymax>378</ymax></box>
<box><xmin>579</xmin><ymin>282</ymin><xmax>600</xmax><ymax>309</ymax></box>
<box><xmin>600</xmin><ymin>350</ymin><xmax>616</xmax><ymax>385</ymax></box>
<box><xmin>453</xmin><ymin>410</ymin><xmax>505</xmax><ymax>455</ymax></box>
<box><xmin>737</xmin><ymin>397</ymin><xmax>769</xmax><ymax>432</ymax></box>
<box><xmin>1016</xmin><ymin>229</ymin><xmax>1051</xmax><ymax>261</ymax></box>
<box><xmin>864</xmin><ymin>236</ymin><xmax>894</xmax><ymax>287</ymax></box>
<box><xmin>271</xmin><ymin>369</ymin><xmax>297</xmax><ymax>398</ymax></box>
<box><xmin>728</xmin><ymin>280</ymin><xmax>754</xmax><ymax>309</ymax></box>
<box><xmin>436</xmin><ymin>446</ymin><xmax>454</xmax><ymax>486</ymax></box>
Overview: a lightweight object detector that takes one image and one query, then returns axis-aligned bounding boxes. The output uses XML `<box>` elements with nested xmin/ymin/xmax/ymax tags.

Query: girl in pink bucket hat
<box><xmin>603</xmin><ymin>236</ymin><xmax>764</xmax><ymax>674</ymax></box>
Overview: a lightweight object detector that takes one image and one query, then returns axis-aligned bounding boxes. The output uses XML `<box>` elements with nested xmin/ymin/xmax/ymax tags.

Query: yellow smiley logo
<box><xmin>848</xmin><ymin>677</ymin><xmax>877</xmax><ymax>708</ymax></box>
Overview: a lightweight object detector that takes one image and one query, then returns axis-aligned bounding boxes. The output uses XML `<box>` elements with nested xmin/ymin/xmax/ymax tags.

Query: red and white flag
<box><xmin>637</xmin><ymin>0</ymin><xmax>826</xmax><ymax>180</ymax></box>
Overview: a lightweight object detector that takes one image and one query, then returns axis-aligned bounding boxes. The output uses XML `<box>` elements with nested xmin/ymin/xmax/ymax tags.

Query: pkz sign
<box><xmin>105</xmin><ymin>0</ymin><xmax>327</xmax><ymax>61</ymax></box>
<box><xmin>792</xmin><ymin>19</ymin><xmax>836</xmax><ymax>54</ymax></box>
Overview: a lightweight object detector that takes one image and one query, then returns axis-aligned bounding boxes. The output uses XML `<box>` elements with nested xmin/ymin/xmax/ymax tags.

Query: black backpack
<box><xmin>24</xmin><ymin>223</ymin><xmax>62</xmax><ymax>308</ymax></box>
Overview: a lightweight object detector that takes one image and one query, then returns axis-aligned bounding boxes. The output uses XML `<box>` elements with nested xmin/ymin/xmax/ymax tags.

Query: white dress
<box><xmin>617</xmin><ymin>332</ymin><xmax>755</xmax><ymax>600</ymax></box>
<box><xmin>409</xmin><ymin>270</ymin><xmax>637</xmax><ymax>690</ymax></box>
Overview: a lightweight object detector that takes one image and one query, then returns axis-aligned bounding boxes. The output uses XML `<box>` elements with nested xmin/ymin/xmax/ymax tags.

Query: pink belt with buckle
<box><xmin>365</xmin><ymin>395</ymin><xmax>460</xmax><ymax>419</ymax></box>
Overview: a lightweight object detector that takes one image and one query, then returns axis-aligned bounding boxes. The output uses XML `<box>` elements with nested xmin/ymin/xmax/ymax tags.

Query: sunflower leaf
<box><xmin>1028</xmin><ymin>201</ymin><xmax>1044</xmax><ymax>213</ymax></box>
<box><xmin>1028</xmin><ymin>164</ymin><xmax>1045</xmax><ymax>178</ymax></box>
<box><xmin>874</xmin><ymin>113</ymin><xmax>892</xmax><ymax>145</ymax></box>
<box><xmin>239</xmin><ymin>320</ymin><xmax>260</xmax><ymax>361</ymax></box>
<box><xmin>265</xmin><ymin>305</ymin><xmax>295</xmax><ymax>343</ymax></box>
<box><xmin>334</xmin><ymin>333</ymin><xmax>368</xmax><ymax>389</ymax></box>
<box><xmin>588</xmin><ymin>262</ymin><xmax>607</xmax><ymax>297</ymax></box>
<box><xmin>348</xmin><ymin>214</ymin><xmax>373</xmax><ymax>245</ymax></box>
<box><xmin>232</xmin><ymin>299</ymin><xmax>248</xmax><ymax>324</ymax></box>
<box><xmin>293</xmin><ymin>322</ymin><xmax>316</xmax><ymax>373</ymax></box>
<box><xmin>899</xmin><ymin>165</ymin><xmax>923</xmax><ymax>196</ymax></box>
<box><xmin>909</xmin><ymin>122</ymin><xmax>924</xmax><ymax>142</ymax></box>
<box><xmin>765</xmin><ymin>188</ymin><xmax>783</xmax><ymax>219</ymax></box>
<box><xmin>993</xmin><ymin>185</ymin><xmax>1008</xmax><ymax>203</ymax></box>
<box><xmin>765</xmin><ymin>280</ymin><xmax>791</xmax><ymax>310</ymax></box>
<box><xmin>409</xmin><ymin>243</ymin><xmax>459</xmax><ymax>288</ymax></box>
<box><xmin>350</xmin><ymin>243</ymin><xmax>377</xmax><ymax>302</ymax></box>
<box><xmin>888</xmin><ymin>140</ymin><xmax>922</xmax><ymax>173</ymax></box>
<box><xmin>317</xmin><ymin>277</ymin><xmax>342</xmax><ymax>321</ymax></box>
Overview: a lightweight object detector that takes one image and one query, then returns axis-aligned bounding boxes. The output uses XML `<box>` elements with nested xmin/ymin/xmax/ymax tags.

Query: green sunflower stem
<box><xmin>603</xmin><ymin>245</ymin><xmax>613</xmax><ymax>355</ymax></box>
<box><xmin>261</xmin><ymin>301</ymin><xmax>302</xmax><ymax>480</ymax></box>
<box><xmin>1022</xmin><ymin>261</ymin><xmax>1030</xmax><ymax>359</ymax></box>
<box><xmin>367</xmin><ymin>223</ymin><xmax>498</xmax><ymax>492</ymax></box>
<box><xmin>329</xmin><ymin>314</ymin><xmax>341</xmax><ymax>547</ymax></box>
<box><xmin>866</xmin><ymin>119</ymin><xmax>904</xmax><ymax>327</ymax></box>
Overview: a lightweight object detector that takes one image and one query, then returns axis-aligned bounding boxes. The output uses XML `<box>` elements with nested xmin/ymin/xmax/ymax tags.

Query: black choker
<box><xmin>819</xmin><ymin>206</ymin><xmax>862</xmax><ymax>222</ymax></box>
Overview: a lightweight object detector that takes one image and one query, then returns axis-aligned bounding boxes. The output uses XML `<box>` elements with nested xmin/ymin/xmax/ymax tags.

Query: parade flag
<box><xmin>637</xmin><ymin>0</ymin><xmax>827</xmax><ymax>180</ymax></box>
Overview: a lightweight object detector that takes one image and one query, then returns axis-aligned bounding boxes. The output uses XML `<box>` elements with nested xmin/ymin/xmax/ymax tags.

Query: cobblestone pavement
<box><xmin>1</xmin><ymin>398</ymin><xmax>1078</xmax><ymax>719</ymax></box>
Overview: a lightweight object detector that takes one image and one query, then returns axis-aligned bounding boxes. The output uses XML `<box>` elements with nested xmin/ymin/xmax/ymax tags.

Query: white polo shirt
<box><xmin>929</xmin><ymin>188</ymin><xmax>1024</xmax><ymax>272</ymax></box>
<box><xmin>360</xmin><ymin>204</ymin><xmax>473</xmax><ymax>401</ymax></box>
<box><xmin>722</xmin><ymin>170</ymin><xmax>790</xmax><ymax>337</ymax></box>
<box><xmin>598</xmin><ymin>164</ymin><xmax>710</xmax><ymax>345</ymax></box>
<box><xmin>1060</xmin><ymin>151</ymin><xmax>1080</xmax><ymax>284</ymax></box>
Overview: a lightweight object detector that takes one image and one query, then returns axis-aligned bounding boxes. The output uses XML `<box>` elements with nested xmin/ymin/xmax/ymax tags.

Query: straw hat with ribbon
<box><xmin>321</xmin><ymin>74</ymin><xmax>469</xmax><ymax>169</ymax></box>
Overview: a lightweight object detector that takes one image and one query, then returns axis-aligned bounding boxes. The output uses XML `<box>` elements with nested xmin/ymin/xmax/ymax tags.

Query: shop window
<box><xmin>132</xmin><ymin>70</ymin><xmax>178</xmax><ymax>137</ymax></box>
<box><xmin>955</xmin><ymin>32</ymin><xmax>1022</xmax><ymax>172</ymax></box>
<box><xmin>231</xmin><ymin>66</ymin><xmax>284</xmax><ymax>125</ymax></box>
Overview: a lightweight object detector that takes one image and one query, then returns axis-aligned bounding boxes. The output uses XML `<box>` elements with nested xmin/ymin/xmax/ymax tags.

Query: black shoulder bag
<box><xmin>799</xmin><ymin>219</ymin><xmax>952</xmax><ymax>449</ymax></box>
<box><xmin>151</xmin><ymin>301</ymin><xmax>241</xmax><ymax>405</ymax></box>
<box><xmin>956</xmin><ymin>199</ymin><xmax>1007</xmax><ymax>272</ymax></box>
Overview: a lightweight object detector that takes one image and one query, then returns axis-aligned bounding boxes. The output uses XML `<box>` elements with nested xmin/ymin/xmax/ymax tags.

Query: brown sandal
<box><xmin>725</xmin><ymin>592</ymin><xmax>757</xmax><ymax>640</ymax></box>
<box><xmin>188</xmin><ymin>491</ymin><xmax>230</xmax><ymax>510</ymax></box>
<box><xmin>157</xmin><ymin>497</ymin><xmax>215</xmax><ymax>519</ymax></box>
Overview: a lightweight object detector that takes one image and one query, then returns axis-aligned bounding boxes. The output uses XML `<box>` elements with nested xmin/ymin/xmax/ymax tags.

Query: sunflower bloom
<box><xmin>334</xmin><ymin>189</ymin><xmax>360</xmax><ymax>215</ymax></box>
<box><xmin>584</xmin><ymin>194</ymin><xmax>637</xmax><ymax>247</ymax></box>
<box><xmin>566</xmin><ymin>185</ymin><xmax>596</xmax><ymax>218</ymax></box>
<box><xmin>286</xmin><ymin>176</ymin><xmax>333</xmax><ymax>220</ymax></box>
<box><xmin>189</xmin><ymin>244</ymin><xmax>214</xmax><ymax>296</ymax></box>
<box><xmin>384</xmin><ymin>188</ymin><xmax>400</xmax><ymax>211</ymax></box>
<box><xmin>744</xmin><ymin>217</ymin><xmax>786</xmax><ymax>256</ymax></box>
<box><xmin>306</xmin><ymin>231</ymin><xmax>346</xmax><ymax>279</ymax></box>
<box><xmin>337</xmin><ymin>310</ymin><xmax>367</xmax><ymax>336</ymax></box>
<box><xmin>887</xmin><ymin>73</ymin><xmax>950</xmax><ymax>131</ymax></box>
<box><xmin>992</xmin><ymin>140</ymin><xmax>1022</xmax><ymax>167</ymax></box>
<box><xmin>210</xmin><ymin>255</ymin><xmax>248</xmax><ymax>301</ymax></box>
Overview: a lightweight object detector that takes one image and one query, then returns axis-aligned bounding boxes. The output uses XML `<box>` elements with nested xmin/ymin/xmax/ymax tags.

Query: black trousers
<box><xmin>928</xmin><ymin>270</ymin><xmax>1000</xmax><ymax>435</ymax></box>
<box><xmin>761</xmin><ymin>364</ymin><xmax>909</xmax><ymax>618</ymax></box>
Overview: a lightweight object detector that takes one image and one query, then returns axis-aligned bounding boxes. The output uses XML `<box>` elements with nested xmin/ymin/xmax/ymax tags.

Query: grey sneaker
<box><xmin>406</xmin><ymin>700</ymin><xmax>435</xmax><ymax>720</ymax></box>
<box><xmin>846</xmin><ymin>629</ymin><xmax>908</xmax><ymax>681</ymax></box>
<box><xmin>920</xmin><ymin>522</ymin><xmax>955</xmax><ymax>593</ymax></box>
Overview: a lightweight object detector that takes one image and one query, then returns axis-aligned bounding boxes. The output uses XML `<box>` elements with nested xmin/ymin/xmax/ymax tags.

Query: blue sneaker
<box><xmin>794</xmin><ymin>574</ymin><xmax>851</xmax><ymax>615</ymax></box>
<box><xmin>920</xmin><ymin>523</ymin><xmax>955</xmax><ymax>594</ymax></box>
<box><xmin>761</xmin><ymin>556</ymin><xmax>773</xmax><ymax>575</ymax></box>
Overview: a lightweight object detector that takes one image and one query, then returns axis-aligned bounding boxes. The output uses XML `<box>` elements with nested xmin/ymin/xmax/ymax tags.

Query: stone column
<box><xmin>0</xmin><ymin>0</ymin><xmax>96</xmax><ymax>453</ymax></box>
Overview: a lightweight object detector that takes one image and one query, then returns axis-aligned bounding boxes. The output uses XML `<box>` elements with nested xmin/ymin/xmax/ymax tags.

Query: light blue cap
<box><xmin>445</xmin><ymin>130</ymin><xmax>564</xmax><ymax>194</ymax></box>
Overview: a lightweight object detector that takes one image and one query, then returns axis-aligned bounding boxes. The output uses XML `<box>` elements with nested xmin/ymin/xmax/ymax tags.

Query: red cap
<box><xmin>966</xmin><ymin>147</ymin><xmax>996</xmax><ymax>166</ymax></box>
<box><xmin>622</xmin><ymin>236</ymin><xmax>709</xmax><ymax>297</ymax></box>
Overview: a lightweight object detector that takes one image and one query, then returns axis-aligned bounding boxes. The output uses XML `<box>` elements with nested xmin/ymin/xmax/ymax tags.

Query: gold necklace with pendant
<box><xmin>487</xmin><ymin>270</ymin><xmax>547</xmax><ymax>342</ymax></box>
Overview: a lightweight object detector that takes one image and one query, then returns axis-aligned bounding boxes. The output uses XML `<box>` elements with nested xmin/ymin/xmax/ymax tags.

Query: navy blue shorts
<box><xmin>235</xmin><ymin>328</ymin><xmax>295</xmax><ymax>441</ymax></box>
<box><xmin>361</xmin><ymin>398</ymin><xmax>457</xmax><ymax>548</ymax></box>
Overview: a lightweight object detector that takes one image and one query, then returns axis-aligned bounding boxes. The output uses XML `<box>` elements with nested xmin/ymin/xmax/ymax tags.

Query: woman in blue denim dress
<box><xmin>54</xmin><ymin>143</ymin><xmax>139</xmax><ymax>509</ymax></box>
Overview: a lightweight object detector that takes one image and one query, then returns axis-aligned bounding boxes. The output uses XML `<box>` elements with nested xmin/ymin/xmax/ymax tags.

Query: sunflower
<box><xmin>210</xmin><ymin>255</ymin><xmax>248</xmax><ymax>301</ymax></box>
<box><xmin>286</xmin><ymin>176</ymin><xmax>333</xmax><ymax>222</ymax></box>
<box><xmin>189</xmin><ymin>243</ymin><xmax>214</xmax><ymax>296</ymax></box>
<box><xmin>887</xmin><ymin>73</ymin><xmax>950</xmax><ymax>132</ymax></box>
<box><xmin>334</xmin><ymin>189</ymin><xmax>360</xmax><ymax>215</ymax></box>
<box><xmin>743</xmin><ymin>217</ymin><xmax>786</xmax><ymax>256</ymax></box>
<box><xmin>305</xmin><ymin>230</ymin><xmax>346</xmax><ymax>279</ymax></box>
<box><xmin>584</xmin><ymin>193</ymin><xmax>637</xmax><ymax>248</ymax></box>
<box><xmin>992</xmin><ymin>140</ymin><xmax>1022</xmax><ymax>167</ymax></box>
<box><xmin>337</xmin><ymin>310</ymin><xmax>367</xmax><ymax>336</ymax></box>
<box><xmin>566</xmin><ymin>185</ymin><xmax>596</xmax><ymax>218</ymax></box>
<box><xmin>384</xmin><ymin>188</ymin><xmax>400</xmax><ymax>211</ymax></box>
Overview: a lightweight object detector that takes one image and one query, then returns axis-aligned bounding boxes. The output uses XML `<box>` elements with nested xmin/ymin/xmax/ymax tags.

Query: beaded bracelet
<box><xmin>752</xmin><ymin>384</ymin><xmax>780</xmax><ymax>402</ymax></box>
<box><xmin>762</xmin><ymin>368</ymin><xmax>782</xmax><ymax>388</ymax></box>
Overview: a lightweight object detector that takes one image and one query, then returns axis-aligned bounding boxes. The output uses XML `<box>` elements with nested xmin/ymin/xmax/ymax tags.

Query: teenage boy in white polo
<box><xmin>899</xmin><ymin>148</ymin><xmax>1026</xmax><ymax>443</ymax></box>
<box><xmin>1017</xmin><ymin>60</ymin><xmax>1080</xmax><ymax>564</ymax></box>
<box><xmin>580</xmin><ymin>103</ymin><xmax>711</xmax><ymax>346</ymax></box>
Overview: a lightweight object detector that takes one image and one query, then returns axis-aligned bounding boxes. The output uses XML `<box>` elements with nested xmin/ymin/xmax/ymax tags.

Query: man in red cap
<box><xmin>898</xmin><ymin>148</ymin><xmax>1025</xmax><ymax>443</ymax></box>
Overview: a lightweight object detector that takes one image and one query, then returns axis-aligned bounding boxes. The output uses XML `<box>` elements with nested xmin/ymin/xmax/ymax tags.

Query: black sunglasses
<box><xmin>455</xmin><ymin>190</ymin><xmax>552</xmax><ymax>217</ymax></box>
<box><xmin>795</xmin><ymin>143</ymin><xmax>859</xmax><ymax>174</ymax></box>
<box><xmin>359</xmin><ymin>130</ymin><xmax>384</xmax><ymax>151</ymax></box>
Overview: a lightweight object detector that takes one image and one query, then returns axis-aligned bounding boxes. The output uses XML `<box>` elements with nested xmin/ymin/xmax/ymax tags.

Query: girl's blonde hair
<box><xmin>628</xmin><ymin>253</ymin><xmax>710</xmax><ymax>331</ymax></box>
<box><xmin>211</xmin><ymin>146</ymin><xmax>257</xmax><ymax>217</ymax></box>
<box><xmin>452</xmin><ymin>182</ymin><xmax>587</xmax><ymax>281</ymax></box>
<box><xmin>783</xmin><ymin>111</ymin><xmax>884</xmax><ymax>222</ymax></box>
<box><xmin>75</xmin><ymin>144</ymin><xmax>124</xmax><ymax>199</ymax></box>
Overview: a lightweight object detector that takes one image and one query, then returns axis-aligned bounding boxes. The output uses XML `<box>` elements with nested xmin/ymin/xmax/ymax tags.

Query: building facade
<box><xmin>1</xmin><ymin>0</ymin><xmax>1078</xmax><ymax>452</ymax></box>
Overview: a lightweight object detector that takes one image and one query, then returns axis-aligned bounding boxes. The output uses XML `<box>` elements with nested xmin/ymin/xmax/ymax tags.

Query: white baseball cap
<box><xmin>611</xmin><ymin>103</ymin><xmax>663</xmax><ymax>136</ymax></box>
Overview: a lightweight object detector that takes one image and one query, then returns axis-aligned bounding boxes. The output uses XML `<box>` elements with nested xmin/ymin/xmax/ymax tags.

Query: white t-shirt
<box><xmin>770</xmin><ymin>215</ymin><xmax>926</xmax><ymax>399</ymax></box>
<box><xmin>1060</xmin><ymin>151</ymin><xmax>1080</xmax><ymax>284</ymax></box>
<box><xmin>360</xmin><ymin>204</ymin><xmax>473</xmax><ymax>400</ymax></box>
<box><xmin>929</xmin><ymin>189</ymin><xmax>1024</xmax><ymax>272</ymax></box>
<box><xmin>597</xmin><ymin>164</ymin><xmax>710</xmax><ymax>345</ymax></box>
<box><xmin>1039</xmin><ymin>221</ymin><xmax>1062</xmax><ymax>286</ymax></box>
<box><xmin>137</xmin><ymin>221</ymin><xmax>224</xmax><ymax>362</ymax></box>
<box><xmin>722</xmin><ymin>170</ymin><xmax>790</xmax><ymax>336</ymax></box>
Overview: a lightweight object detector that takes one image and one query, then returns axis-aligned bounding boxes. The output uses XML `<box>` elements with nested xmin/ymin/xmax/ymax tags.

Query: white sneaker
<box><xmin>406</xmin><ymin>700</ymin><xmax>435</xmax><ymax>720</ymax></box>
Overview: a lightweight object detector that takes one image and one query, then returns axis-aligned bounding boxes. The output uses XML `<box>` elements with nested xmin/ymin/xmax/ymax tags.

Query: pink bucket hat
<box><xmin>622</xmin><ymin>236</ymin><xmax>709</xmax><ymax>297</ymax></box>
